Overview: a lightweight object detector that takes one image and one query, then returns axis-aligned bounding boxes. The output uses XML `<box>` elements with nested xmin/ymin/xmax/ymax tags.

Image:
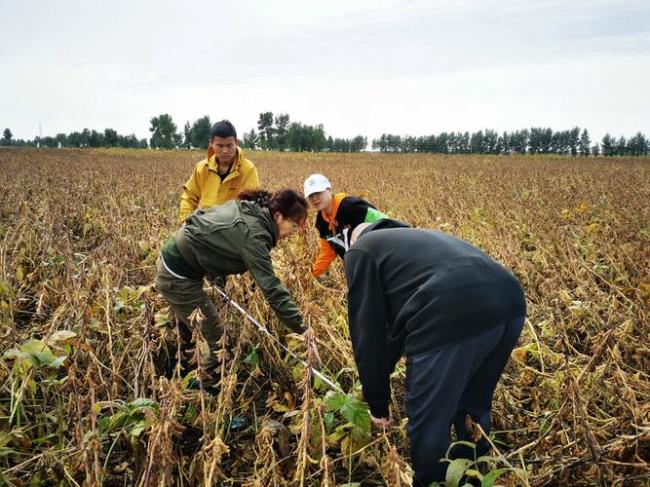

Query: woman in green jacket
<box><xmin>155</xmin><ymin>188</ymin><xmax>308</xmax><ymax>386</ymax></box>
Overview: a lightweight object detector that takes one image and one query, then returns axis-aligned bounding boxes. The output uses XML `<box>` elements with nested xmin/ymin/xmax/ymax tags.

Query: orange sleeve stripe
<box><xmin>312</xmin><ymin>238</ymin><xmax>337</xmax><ymax>277</ymax></box>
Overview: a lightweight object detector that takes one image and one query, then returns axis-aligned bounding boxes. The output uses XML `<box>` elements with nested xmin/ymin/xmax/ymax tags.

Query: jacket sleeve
<box><xmin>241</xmin><ymin>165</ymin><xmax>260</xmax><ymax>191</ymax></box>
<box><xmin>179</xmin><ymin>165</ymin><xmax>201</xmax><ymax>222</ymax></box>
<box><xmin>344</xmin><ymin>248</ymin><xmax>391</xmax><ymax>418</ymax></box>
<box><xmin>241</xmin><ymin>229</ymin><xmax>304</xmax><ymax>333</ymax></box>
<box><xmin>311</xmin><ymin>238</ymin><xmax>337</xmax><ymax>277</ymax></box>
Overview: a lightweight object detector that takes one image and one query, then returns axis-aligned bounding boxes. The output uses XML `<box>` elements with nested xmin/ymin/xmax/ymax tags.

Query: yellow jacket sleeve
<box><xmin>312</xmin><ymin>238</ymin><xmax>337</xmax><ymax>278</ymax></box>
<box><xmin>241</xmin><ymin>165</ymin><xmax>260</xmax><ymax>192</ymax></box>
<box><xmin>179</xmin><ymin>166</ymin><xmax>201</xmax><ymax>222</ymax></box>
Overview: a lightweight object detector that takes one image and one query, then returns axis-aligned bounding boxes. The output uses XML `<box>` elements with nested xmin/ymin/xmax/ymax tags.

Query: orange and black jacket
<box><xmin>311</xmin><ymin>193</ymin><xmax>387</xmax><ymax>277</ymax></box>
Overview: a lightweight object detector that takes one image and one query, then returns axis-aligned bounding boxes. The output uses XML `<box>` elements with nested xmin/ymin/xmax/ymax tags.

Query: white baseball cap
<box><xmin>303</xmin><ymin>173</ymin><xmax>332</xmax><ymax>197</ymax></box>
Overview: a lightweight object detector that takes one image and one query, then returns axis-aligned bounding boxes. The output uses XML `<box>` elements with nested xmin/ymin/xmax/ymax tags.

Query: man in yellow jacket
<box><xmin>178</xmin><ymin>120</ymin><xmax>260</xmax><ymax>222</ymax></box>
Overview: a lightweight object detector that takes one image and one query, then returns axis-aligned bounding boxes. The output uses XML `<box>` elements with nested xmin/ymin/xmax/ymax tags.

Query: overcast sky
<box><xmin>2</xmin><ymin>0</ymin><xmax>649</xmax><ymax>143</ymax></box>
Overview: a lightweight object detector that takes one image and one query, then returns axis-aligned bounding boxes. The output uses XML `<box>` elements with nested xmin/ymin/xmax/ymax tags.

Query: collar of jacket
<box><xmin>322</xmin><ymin>192</ymin><xmax>347</xmax><ymax>232</ymax></box>
<box><xmin>240</xmin><ymin>200</ymin><xmax>279</xmax><ymax>247</ymax></box>
<box><xmin>264</xmin><ymin>206</ymin><xmax>280</xmax><ymax>246</ymax></box>
<box><xmin>205</xmin><ymin>147</ymin><xmax>245</xmax><ymax>182</ymax></box>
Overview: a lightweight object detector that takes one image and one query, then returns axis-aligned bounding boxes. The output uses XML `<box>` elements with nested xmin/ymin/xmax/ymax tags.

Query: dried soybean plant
<box><xmin>0</xmin><ymin>148</ymin><xmax>648</xmax><ymax>486</ymax></box>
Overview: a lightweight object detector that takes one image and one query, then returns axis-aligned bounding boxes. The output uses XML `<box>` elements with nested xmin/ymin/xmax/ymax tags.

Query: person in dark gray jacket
<box><xmin>345</xmin><ymin>219</ymin><xmax>526</xmax><ymax>486</ymax></box>
<box><xmin>156</xmin><ymin>188</ymin><xmax>308</xmax><ymax>387</ymax></box>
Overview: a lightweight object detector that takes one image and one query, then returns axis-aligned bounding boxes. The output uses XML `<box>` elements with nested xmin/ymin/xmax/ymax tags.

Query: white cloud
<box><xmin>1</xmin><ymin>0</ymin><xmax>648</xmax><ymax>142</ymax></box>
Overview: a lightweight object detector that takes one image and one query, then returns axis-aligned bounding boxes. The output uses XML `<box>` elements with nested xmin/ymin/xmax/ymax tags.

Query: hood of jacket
<box><xmin>239</xmin><ymin>200</ymin><xmax>279</xmax><ymax>246</ymax></box>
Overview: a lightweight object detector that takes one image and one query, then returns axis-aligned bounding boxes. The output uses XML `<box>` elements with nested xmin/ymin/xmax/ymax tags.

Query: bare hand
<box><xmin>370</xmin><ymin>413</ymin><xmax>393</xmax><ymax>429</ymax></box>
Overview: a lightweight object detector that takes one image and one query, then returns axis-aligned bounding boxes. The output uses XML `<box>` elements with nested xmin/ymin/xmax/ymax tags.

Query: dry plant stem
<box><xmin>562</xmin><ymin>337</ymin><xmax>607</xmax><ymax>487</ymax></box>
<box><xmin>102</xmin><ymin>272</ymin><xmax>117</xmax><ymax>400</ymax></box>
<box><xmin>316</xmin><ymin>403</ymin><xmax>334</xmax><ymax>487</ymax></box>
<box><xmin>294</xmin><ymin>326</ymin><xmax>316</xmax><ymax>486</ymax></box>
<box><xmin>2</xmin><ymin>150</ymin><xmax>648</xmax><ymax>486</ymax></box>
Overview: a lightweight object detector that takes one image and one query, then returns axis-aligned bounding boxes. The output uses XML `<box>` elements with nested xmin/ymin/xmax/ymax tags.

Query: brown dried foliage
<box><xmin>0</xmin><ymin>148</ymin><xmax>648</xmax><ymax>486</ymax></box>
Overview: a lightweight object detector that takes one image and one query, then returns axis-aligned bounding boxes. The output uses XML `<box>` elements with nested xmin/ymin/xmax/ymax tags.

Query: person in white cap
<box><xmin>303</xmin><ymin>173</ymin><xmax>387</xmax><ymax>279</ymax></box>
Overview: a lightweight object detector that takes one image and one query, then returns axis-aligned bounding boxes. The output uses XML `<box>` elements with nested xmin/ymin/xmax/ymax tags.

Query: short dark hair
<box><xmin>210</xmin><ymin>120</ymin><xmax>237</xmax><ymax>140</ymax></box>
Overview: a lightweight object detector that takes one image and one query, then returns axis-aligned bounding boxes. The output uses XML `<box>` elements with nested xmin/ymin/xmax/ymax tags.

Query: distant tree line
<box><xmin>2</xmin><ymin>122</ymin><xmax>647</xmax><ymax>157</ymax></box>
<box><xmin>142</xmin><ymin>112</ymin><xmax>367</xmax><ymax>152</ymax></box>
<box><xmin>371</xmin><ymin>128</ymin><xmax>649</xmax><ymax>156</ymax></box>
<box><xmin>239</xmin><ymin>112</ymin><xmax>367</xmax><ymax>152</ymax></box>
<box><xmin>0</xmin><ymin>127</ymin><xmax>147</xmax><ymax>148</ymax></box>
<box><xmin>0</xmin><ymin>113</ymin><xmax>367</xmax><ymax>153</ymax></box>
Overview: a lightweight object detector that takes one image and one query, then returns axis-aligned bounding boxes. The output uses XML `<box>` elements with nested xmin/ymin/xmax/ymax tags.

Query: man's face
<box><xmin>308</xmin><ymin>189</ymin><xmax>333</xmax><ymax>212</ymax></box>
<box><xmin>210</xmin><ymin>136</ymin><xmax>237</xmax><ymax>165</ymax></box>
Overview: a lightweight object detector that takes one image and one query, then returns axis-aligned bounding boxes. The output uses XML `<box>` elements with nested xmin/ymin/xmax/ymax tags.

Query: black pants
<box><xmin>406</xmin><ymin>315</ymin><xmax>525</xmax><ymax>486</ymax></box>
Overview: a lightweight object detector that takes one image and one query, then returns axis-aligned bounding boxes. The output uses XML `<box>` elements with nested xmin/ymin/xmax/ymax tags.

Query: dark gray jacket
<box><xmin>344</xmin><ymin>219</ymin><xmax>526</xmax><ymax>417</ymax></box>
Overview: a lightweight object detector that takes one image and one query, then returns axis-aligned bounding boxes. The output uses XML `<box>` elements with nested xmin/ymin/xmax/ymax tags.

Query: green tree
<box><xmin>435</xmin><ymin>133</ymin><xmax>449</xmax><ymax>154</ymax></box>
<box><xmin>569</xmin><ymin>127</ymin><xmax>580</xmax><ymax>156</ymax></box>
<box><xmin>579</xmin><ymin>129</ymin><xmax>591</xmax><ymax>156</ymax></box>
<box><xmin>495</xmin><ymin>132</ymin><xmax>508</xmax><ymax>154</ymax></box>
<box><xmin>1</xmin><ymin>128</ymin><xmax>13</xmax><ymax>145</ymax></box>
<box><xmin>257</xmin><ymin>112</ymin><xmax>274</xmax><ymax>150</ymax></box>
<box><xmin>242</xmin><ymin>129</ymin><xmax>259</xmax><ymax>149</ymax></box>
<box><xmin>80</xmin><ymin>129</ymin><xmax>90</xmax><ymax>148</ymax></box>
<box><xmin>601</xmin><ymin>134</ymin><xmax>614</xmax><ymax>156</ymax></box>
<box><xmin>372</xmin><ymin>134</ymin><xmax>389</xmax><ymax>152</ymax></box>
<box><xmin>104</xmin><ymin>128</ymin><xmax>118</xmax><ymax>147</ymax></box>
<box><xmin>41</xmin><ymin>136</ymin><xmax>58</xmax><ymax>148</ymax></box>
<box><xmin>483</xmin><ymin>129</ymin><xmax>498</xmax><ymax>154</ymax></box>
<box><xmin>510</xmin><ymin>129</ymin><xmax>528</xmax><ymax>154</ymax></box>
<box><xmin>68</xmin><ymin>131</ymin><xmax>82</xmax><ymax>147</ymax></box>
<box><xmin>55</xmin><ymin>133</ymin><xmax>68</xmax><ymax>147</ymax></box>
<box><xmin>311</xmin><ymin>124</ymin><xmax>327</xmax><ymax>151</ymax></box>
<box><xmin>149</xmin><ymin>114</ymin><xmax>177</xmax><ymax>149</ymax></box>
<box><xmin>627</xmin><ymin>132</ymin><xmax>648</xmax><ymax>156</ymax></box>
<box><xmin>286</xmin><ymin>122</ymin><xmax>326</xmax><ymax>152</ymax></box>
<box><xmin>469</xmin><ymin>130</ymin><xmax>483</xmax><ymax>153</ymax></box>
<box><xmin>528</xmin><ymin>127</ymin><xmax>552</xmax><ymax>153</ymax></box>
<box><xmin>274</xmin><ymin>113</ymin><xmax>290</xmax><ymax>150</ymax></box>
<box><xmin>350</xmin><ymin>135</ymin><xmax>367</xmax><ymax>152</ymax></box>
<box><xmin>529</xmin><ymin>127</ymin><xmax>544</xmax><ymax>153</ymax></box>
<box><xmin>286</xmin><ymin>122</ymin><xmax>304</xmax><ymax>151</ymax></box>
<box><xmin>182</xmin><ymin>121</ymin><xmax>192</xmax><ymax>149</ymax></box>
<box><xmin>173</xmin><ymin>131</ymin><xmax>183</xmax><ymax>148</ymax></box>
<box><xmin>88</xmin><ymin>130</ymin><xmax>104</xmax><ymax>148</ymax></box>
<box><xmin>190</xmin><ymin>115</ymin><xmax>211</xmax><ymax>149</ymax></box>
<box><xmin>119</xmin><ymin>134</ymin><xmax>140</xmax><ymax>148</ymax></box>
<box><xmin>550</xmin><ymin>130</ymin><xmax>569</xmax><ymax>154</ymax></box>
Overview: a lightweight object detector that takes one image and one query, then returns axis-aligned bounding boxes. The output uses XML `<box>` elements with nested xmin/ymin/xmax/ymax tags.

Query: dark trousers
<box><xmin>405</xmin><ymin>315</ymin><xmax>525</xmax><ymax>486</ymax></box>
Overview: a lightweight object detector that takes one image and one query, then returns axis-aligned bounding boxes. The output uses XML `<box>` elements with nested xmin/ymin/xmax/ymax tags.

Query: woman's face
<box><xmin>274</xmin><ymin>212</ymin><xmax>304</xmax><ymax>239</ymax></box>
<box><xmin>308</xmin><ymin>189</ymin><xmax>333</xmax><ymax>212</ymax></box>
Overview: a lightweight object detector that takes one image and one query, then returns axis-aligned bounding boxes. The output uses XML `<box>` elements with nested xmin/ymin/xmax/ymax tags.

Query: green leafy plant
<box><xmin>98</xmin><ymin>398</ymin><xmax>160</xmax><ymax>440</ymax></box>
<box><xmin>323</xmin><ymin>390</ymin><xmax>371</xmax><ymax>453</ymax></box>
<box><xmin>429</xmin><ymin>441</ymin><xmax>527</xmax><ymax>487</ymax></box>
<box><xmin>3</xmin><ymin>332</ymin><xmax>75</xmax><ymax>426</ymax></box>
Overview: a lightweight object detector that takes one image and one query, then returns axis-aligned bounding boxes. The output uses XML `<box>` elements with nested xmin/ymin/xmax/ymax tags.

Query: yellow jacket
<box><xmin>178</xmin><ymin>147</ymin><xmax>260</xmax><ymax>222</ymax></box>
